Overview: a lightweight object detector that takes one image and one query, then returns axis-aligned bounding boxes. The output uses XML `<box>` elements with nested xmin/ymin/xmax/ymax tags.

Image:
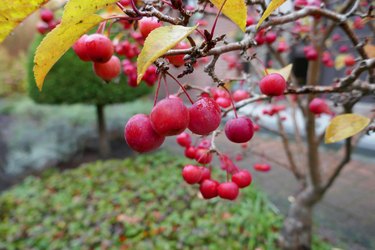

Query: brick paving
<box><xmin>163</xmin><ymin>132</ymin><xmax>375</xmax><ymax>250</ymax></box>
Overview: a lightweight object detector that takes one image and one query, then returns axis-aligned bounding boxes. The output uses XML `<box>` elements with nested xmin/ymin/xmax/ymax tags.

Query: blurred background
<box><xmin>0</xmin><ymin>0</ymin><xmax>374</xmax><ymax>249</ymax></box>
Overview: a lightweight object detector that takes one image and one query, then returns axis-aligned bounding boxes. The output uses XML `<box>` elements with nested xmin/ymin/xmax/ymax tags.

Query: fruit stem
<box><xmin>166</xmin><ymin>72</ymin><xmax>194</xmax><ymax>104</ymax></box>
<box><xmin>153</xmin><ymin>74</ymin><xmax>163</xmax><ymax>107</ymax></box>
<box><xmin>96</xmin><ymin>21</ymin><xmax>107</xmax><ymax>34</ymax></box>
<box><xmin>221</xmin><ymin>85</ymin><xmax>238</xmax><ymax>119</ymax></box>
<box><xmin>210</xmin><ymin>0</ymin><xmax>228</xmax><ymax>40</ymax></box>
<box><xmin>116</xmin><ymin>2</ymin><xmax>126</xmax><ymax>11</ymax></box>
<box><xmin>163</xmin><ymin>75</ymin><xmax>170</xmax><ymax>97</ymax></box>
<box><xmin>130</xmin><ymin>0</ymin><xmax>143</xmax><ymax>16</ymax></box>
<box><xmin>253</xmin><ymin>56</ymin><xmax>269</xmax><ymax>75</ymax></box>
<box><xmin>160</xmin><ymin>0</ymin><xmax>174</xmax><ymax>8</ymax></box>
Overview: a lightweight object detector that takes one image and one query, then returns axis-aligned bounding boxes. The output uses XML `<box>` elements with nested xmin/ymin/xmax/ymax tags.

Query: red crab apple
<box><xmin>124</xmin><ymin>114</ymin><xmax>165</xmax><ymax>153</ymax></box>
<box><xmin>265</xmin><ymin>32</ymin><xmax>277</xmax><ymax>44</ymax></box>
<box><xmin>73</xmin><ymin>35</ymin><xmax>91</xmax><ymax>61</ymax></box>
<box><xmin>165</xmin><ymin>42</ymin><xmax>190</xmax><ymax>67</ymax></box>
<box><xmin>200</xmin><ymin>179</ymin><xmax>219</xmax><ymax>199</ymax></box>
<box><xmin>195</xmin><ymin>149</ymin><xmax>213</xmax><ymax>164</ymax></box>
<box><xmin>85</xmin><ymin>34</ymin><xmax>114</xmax><ymax>63</ymax></box>
<box><xmin>232</xmin><ymin>170</ymin><xmax>252</xmax><ymax>188</ymax></box>
<box><xmin>259</xmin><ymin>73</ymin><xmax>286</xmax><ymax>96</ymax></box>
<box><xmin>253</xmin><ymin>163</ymin><xmax>271</xmax><ymax>172</ymax></box>
<box><xmin>40</xmin><ymin>9</ymin><xmax>54</xmax><ymax>23</ymax></box>
<box><xmin>176</xmin><ymin>132</ymin><xmax>191</xmax><ymax>147</ymax></box>
<box><xmin>182</xmin><ymin>165</ymin><xmax>202</xmax><ymax>184</ymax></box>
<box><xmin>225</xmin><ymin>117</ymin><xmax>254</xmax><ymax>143</ymax></box>
<box><xmin>184</xmin><ymin>146</ymin><xmax>197</xmax><ymax>159</ymax></box>
<box><xmin>308</xmin><ymin>98</ymin><xmax>331</xmax><ymax>115</ymax></box>
<box><xmin>36</xmin><ymin>21</ymin><xmax>50</xmax><ymax>35</ymax></box>
<box><xmin>344</xmin><ymin>55</ymin><xmax>356</xmax><ymax>67</ymax></box>
<box><xmin>150</xmin><ymin>98</ymin><xmax>189</xmax><ymax>136</ymax></box>
<box><xmin>215</xmin><ymin>97</ymin><xmax>231</xmax><ymax>108</ymax></box>
<box><xmin>199</xmin><ymin>167</ymin><xmax>211</xmax><ymax>183</ymax></box>
<box><xmin>218</xmin><ymin>182</ymin><xmax>239</xmax><ymax>200</ymax></box>
<box><xmin>188</xmin><ymin>97</ymin><xmax>221</xmax><ymax>135</ymax></box>
<box><xmin>93</xmin><ymin>56</ymin><xmax>121</xmax><ymax>81</ymax></box>
<box><xmin>139</xmin><ymin>17</ymin><xmax>162</xmax><ymax>39</ymax></box>
<box><xmin>232</xmin><ymin>89</ymin><xmax>250</xmax><ymax>102</ymax></box>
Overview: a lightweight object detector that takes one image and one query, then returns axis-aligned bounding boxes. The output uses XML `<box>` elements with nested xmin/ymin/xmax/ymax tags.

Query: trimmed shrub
<box><xmin>27</xmin><ymin>36</ymin><xmax>151</xmax><ymax>105</ymax></box>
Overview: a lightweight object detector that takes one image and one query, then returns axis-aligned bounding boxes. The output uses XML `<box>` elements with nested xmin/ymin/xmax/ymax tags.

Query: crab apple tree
<box><xmin>5</xmin><ymin>0</ymin><xmax>375</xmax><ymax>249</ymax></box>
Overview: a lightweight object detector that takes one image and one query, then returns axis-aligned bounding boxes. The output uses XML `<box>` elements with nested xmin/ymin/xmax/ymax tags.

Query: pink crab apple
<box><xmin>93</xmin><ymin>56</ymin><xmax>121</xmax><ymax>81</ymax></box>
<box><xmin>165</xmin><ymin>42</ymin><xmax>190</xmax><ymax>67</ymax></box>
<box><xmin>188</xmin><ymin>97</ymin><xmax>221</xmax><ymax>135</ymax></box>
<box><xmin>232</xmin><ymin>170</ymin><xmax>252</xmax><ymax>188</ymax></box>
<box><xmin>85</xmin><ymin>34</ymin><xmax>114</xmax><ymax>63</ymax></box>
<box><xmin>182</xmin><ymin>165</ymin><xmax>202</xmax><ymax>184</ymax></box>
<box><xmin>139</xmin><ymin>17</ymin><xmax>162</xmax><ymax>39</ymax></box>
<box><xmin>225</xmin><ymin>117</ymin><xmax>254</xmax><ymax>143</ymax></box>
<box><xmin>200</xmin><ymin>179</ymin><xmax>219</xmax><ymax>199</ymax></box>
<box><xmin>150</xmin><ymin>98</ymin><xmax>189</xmax><ymax>136</ymax></box>
<box><xmin>36</xmin><ymin>21</ymin><xmax>50</xmax><ymax>35</ymax></box>
<box><xmin>308</xmin><ymin>98</ymin><xmax>331</xmax><ymax>115</ymax></box>
<box><xmin>277</xmin><ymin>41</ymin><xmax>288</xmax><ymax>53</ymax></box>
<box><xmin>195</xmin><ymin>149</ymin><xmax>213</xmax><ymax>164</ymax></box>
<box><xmin>232</xmin><ymin>89</ymin><xmax>250</xmax><ymax>102</ymax></box>
<box><xmin>246</xmin><ymin>16</ymin><xmax>255</xmax><ymax>26</ymax></box>
<box><xmin>124</xmin><ymin>114</ymin><xmax>165</xmax><ymax>153</ymax></box>
<box><xmin>176</xmin><ymin>132</ymin><xmax>191</xmax><ymax>147</ymax></box>
<box><xmin>215</xmin><ymin>97</ymin><xmax>231</xmax><ymax>108</ymax></box>
<box><xmin>259</xmin><ymin>73</ymin><xmax>287</xmax><ymax>96</ymax></box>
<box><xmin>218</xmin><ymin>182</ymin><xmax>240</xmax><ymax>200</ymax></box>
<box><xmin>265</xmin><ymin>32</ymin><xmax>277</xmax><ymax>44</ymax></box>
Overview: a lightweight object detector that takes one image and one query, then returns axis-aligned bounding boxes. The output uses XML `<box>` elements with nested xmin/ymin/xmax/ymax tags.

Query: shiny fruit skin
<box><xmin>200</xmin><ymin>179</ymin><xmax>219</xmax><ymax>199</ymax></box>
<box><xmin>218</xmin><ymin>182</ymin><xmax>239</xmax><ymax>200</ymax></box>
<box><xmin>85</xmin><ymin>34</ymin><xmax>114</xmax><ymax>63</ymax></box>
<box><xmin>188</xmin><ymin>97</ymin><xmax>221</xmax><ymax>135</ymax></box>
<box><xmin>224</xmin><ymin>117</ymin><xmax>254</xmax><ymax>143</ymax></box>
<box><xmin>259</xmin><ymin>73</ymin><xmax>286</xmax><ymax>96</ymax></box>
<box><xmin>139</xmin><ymin>17</ymin><xmax>162</xmax><ymax>39</ymax></box>
<box><xmin>232</xmin><ymin>170</ymin><xmax>252</xmax><ymax>188</ymax></box>
<box><xmin>93</xmin><ymin>56</ymin><xmax>121</xmax><ymax>81</ymax></box>
<box><xmin>124</xmin><ymin>114</ymin><xmax>165</xmax><ymax>153</ymax></box>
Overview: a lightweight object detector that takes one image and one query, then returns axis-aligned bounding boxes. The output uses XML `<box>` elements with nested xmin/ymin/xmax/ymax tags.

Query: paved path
<box><xmin>163</xmin><ymin>132</ymin><xmax>375</xmax><ymax>250</ymax></box>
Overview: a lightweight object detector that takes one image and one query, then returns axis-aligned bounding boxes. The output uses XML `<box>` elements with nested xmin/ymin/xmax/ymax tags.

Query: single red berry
<box><xmin>197</xmin><ymin>139</ymin><xmax>211</xmax><ymax>149</ymax></box>
<box><xmin>308</xmin><ymin>98</ymin><xmax>331</xmax><ymax>115</ymax></box>
<box><xmin>246</xmin><ymin>17</ymin><xmax>255</xmax><ymax>26</ymax></box>
<box><xmin>232</xmin><ymin>89</ymin><xmax>250</xmax><ymax>102</ymax></box>
<box><xmin>182</xmin><ymin>165</ymin><xmax>202</xmax><ymax>184</ymax></box>
<box><xmin>195</xmin><ymin>149</ymin><xmax>212</xmax><ymax>164</ymax></box>
<box><xmin>85</xmin><ymin>34</ymin><xmax>114</xmax><ymax>63</ymax></box>
<box><xmin>150</xmin><ymin>98</ymin><xmax>189</xmax><ymax>136</ymax></box>
<box><xmin>40</xmin><ymin>9</ymin><xmax>54</xmax><ymax>23</ymax></box>
<box><xmin>176</xmin><ymin>132</ymin><xmax>191</xmax><ymax>147</ymax></box>
<box><xmin>215</xmin><ymin>97</ymin><xmax>231</xmax><ymax>108</ymax></box>
<box><xmin>198</xmin><ymin>167</ymin><xmax>211</xmax><ymax>183</ymax></box>
<box><xmin>200</xmin><ymin>179</ymin><xmax>219</xmax><ymax>199</ymax></box>
<box><xmin>225</xmin><ymin>117</ymin><xmax>254</xmax><ymax>143</ymax></box>
<box><xmin>93</xmin><ymin>56</ymin><xmax>121</xmax><ymax>81</ymax></box>
<box><xmin>139</xmin><ymin>17</ymin><xmax>162</xmax><ymax>39</ymax></box>
<box><xmin>305</xmin><ymin>48</ymin><xmax>318</xmax><ymax>61</ymax></box>
<box><xmin>124</xmin><ymin>114</ymin><xmax>165</xmax><ymax>153</ymax></box>
<box><xmin>36</xmin><ymin>21</ymin><xmax>50</xmax><ymax>35</ymax></box>
<box><xmin>218</xmin><ymin>182</ymin><xmax>239</xmax><ymax>200</ymax></box>
<box><xmin>165</xmin><ymin>42</ymin><xmax>189</xmax><ymax>67</ymax></box>
<box><xmin>232</xmin><ymin>170</ymin><xmax>252</xmax><ymax>188</ymax></box>
<box><xmin>253</xmin><ymin>163</ymin><xmax>271</xmax><ymax>172</ymax></box>
<box><xmin>188</xmin><ymin>97</ymin><xmax>221</xmax><ymax>135</ymax></box>
<box><xmin>265</xmin><ymin>32</ymin><xmax>277</xmax><ymax>44</ymax></box>
<box><xmin>259</xmin><ymin>73</ymin><xmax>286</xmax><ymax>96</ymax></box>
<box><xmin>344</xmin><ymin>55</ymin><xmax>356</xmax><ymax>67</ymax></box>
<box><xmin>184</xmin><ymin>146</ymin><xmax>197</xmax><ymax>159</ymax></box>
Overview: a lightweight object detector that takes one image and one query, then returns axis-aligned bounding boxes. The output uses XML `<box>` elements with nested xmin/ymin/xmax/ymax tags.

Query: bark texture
<box><xmin>96</xmin><ymin>104</ymin><xmax>110</xmax><ymax>157</ymax></box>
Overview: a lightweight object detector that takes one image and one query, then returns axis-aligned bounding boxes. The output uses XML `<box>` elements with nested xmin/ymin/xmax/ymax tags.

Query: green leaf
<box><xmin>325</xmin><ymin>114</ymin><xmax>370</xmax><ymax>144</ymax></box>
<box><xmin>0</xmin><ymin>0</ymin><xmax>50</xmax><ymax>43</ymax></box>
<box><xmin>137</xmin><ymin>25</ymin><xmax>198</xmax><ymax>84</ymax></box>
<box><xmin>33</xmin><ymin>0</ymin><xmax>119</xmax><ymax>90</ymax></box>
<box><xmin>209</xmin><ymin>0</ymin><xmax>247</xmax><ymax>32</ymax></box>
<box><xmin>256</xmin><ymin>0</ymin><xmax>287</xmax><ymax>30</ymax></box>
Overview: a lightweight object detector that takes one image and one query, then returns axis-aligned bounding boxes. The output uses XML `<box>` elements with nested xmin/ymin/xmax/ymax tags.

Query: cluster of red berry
<box><xmin>36</xmin><ymin>9</ymin><xmax>59</xmax><ymax>35</ymax></box>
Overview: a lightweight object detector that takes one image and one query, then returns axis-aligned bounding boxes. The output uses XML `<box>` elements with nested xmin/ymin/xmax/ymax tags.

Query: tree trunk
<box><xmin>96</xmin><ymin>104</ymin><xmax>110</xmax><ymax>158</ymax></box>
<box><xmin>279</xmin><ymin>188</ymin><xmax>321</xmax><ymax>250</ymax></box>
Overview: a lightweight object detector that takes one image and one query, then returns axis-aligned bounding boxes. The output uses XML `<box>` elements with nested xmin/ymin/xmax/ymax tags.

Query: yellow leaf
<box><xmin>334</xmin><ymin>54</ymin><xmax>348</xmax><ymax>70</ymax></box>
<box><xmin>256</xmin><ymin>0</ymin><xmax>287</xmax><ymax>30</ymax></box>
<box><xmin>0</xmin><ymin>0</ymin><xmax>50</xmax><ymax>43</ymax></box>
<box><xmin>364</xmin><ymin>44</ymin><xmax>375</xmax><ymax>58</ymax></box>
<box><xmin>33</xmin><ymin>0</ymin><xmax>120</xmax><ymax>90</ymax></box>
<box><xmin>61</xmin><ymin>0</ymin><xmax>118</xmax><ymax>23</ymax></box>
<box><xmin>325</xmin><ymin>114</ymin><xmax>370</xmax><ymax>144</ymax></box>
<box><xmin>137</xmin><ymin>25</ymin><xmax>198</xmax><ymax>84</ymax></box>
<box><xmin>209</xmin><ymin>0</ymin><xmax>247</xmax><ymax>32</ymax></box>
<box><xmin>34</xmin><ymin>15</ymin><xmax>103</xmax><ymax>90</ymax></box>
<box><xmin>267</xmin><ymin>64</ymin><xmax>292</xmax><ymax>81</ymax></box>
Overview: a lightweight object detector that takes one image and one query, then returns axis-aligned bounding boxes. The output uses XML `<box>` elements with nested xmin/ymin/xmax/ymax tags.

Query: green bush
<box><xmin>27</xmin><ymin>36</ymin><xmax>151</xmax><ymax>105</ymax></box>
<box><xmin>0</xmin><ymin>152</ymin><xmax>333</xmax><ymax>250</ymax></box>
